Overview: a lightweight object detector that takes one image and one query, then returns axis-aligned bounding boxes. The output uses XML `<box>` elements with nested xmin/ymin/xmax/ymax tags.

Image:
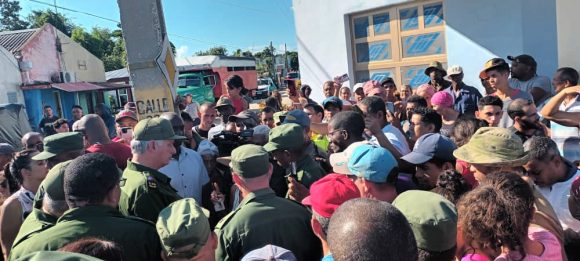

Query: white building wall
<box><xmin>556</xmin><ymin>0</ymin><xmax>580</xmax><ymax>70</ymax></box>
<box><xmin>57</xmin><ymin>30</ymin><xmax>106</xmax><ymax>82</ymax></box>
<box><xmin>0</xmin><ymin>46</ymin><xmax>24</xmax><ymax>104</ymax></box>
<box><xmin>293</xmin><ymin>0</ymin><xmax>560</xmax><ymax>102</ymax></box>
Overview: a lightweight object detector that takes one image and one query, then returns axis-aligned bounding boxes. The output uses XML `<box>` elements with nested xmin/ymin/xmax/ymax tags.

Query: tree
<box><xmin>27</xmin><ymin>9</ymin><xmax>75</xmax><ymax>36</ymax></box>
<box><xmin>195</xmin><ymin>46</ymin><xmax>228</xmax><ymax>56</ymax></box>
<box><xmin>0</xmin><ymin>0</ymin><xmax>29</xmax><ymax>31</ymax></box>
<box><xmin>254</xmin><ymin>45</ymin><xmax>276</xmax><ymax>76</ymax></box>
<box><xmin>71</xmin><ymin>26</ymin><xmax>126</xmax><ymax>71</ymax></box>
<box><xmin>287</xmin><ymin>51</ymin><xmax>299</xmax><ymax>71</ymax></box>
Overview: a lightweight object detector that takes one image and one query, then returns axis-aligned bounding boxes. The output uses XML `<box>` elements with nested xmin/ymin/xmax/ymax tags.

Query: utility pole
<box><xmin>269</xmin><ymin>41</ymin><xmax>274</xmax><ymax>77</ymax></box>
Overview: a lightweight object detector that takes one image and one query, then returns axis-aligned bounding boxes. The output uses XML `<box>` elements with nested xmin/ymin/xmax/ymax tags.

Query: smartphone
<box><xmin>334</xmin><ymin>73</ymin><xmax>349</xmax><ymax>84</ymax></box>
<box><xmin>386</xmin><ymin>102</ymin><xmax>395</xmax><ymax>114</ymax></box>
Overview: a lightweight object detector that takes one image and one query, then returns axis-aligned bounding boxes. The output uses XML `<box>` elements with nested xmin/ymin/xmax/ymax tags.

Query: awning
<box><xmin>51</xmin><ymin>82</ymin><xmax>131</xmax><ymax>92</ymax></box>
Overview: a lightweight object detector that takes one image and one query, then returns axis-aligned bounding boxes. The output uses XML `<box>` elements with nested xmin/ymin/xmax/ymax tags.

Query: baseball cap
<box><xmin>115</xmin><ymin>109</ymin><xmax>138</xmax><ymax>123</ymax></box>
<box><xmin>322</xmin><ymin>96</ymin><xmax>343</xmax><ymax>110</ymax></box>
<box><xmin>402</xmin><ymin>133</ymin><xmax>456</xmax><ymax>165</ymax></box>
<box><xmin>329</xmin><ymin>141</ymin><xmax>368</xmax><ymax>175</ymax></box>
<box><xmin>443</xmin><ymin>65</ymin><xmax>463</xmax><ymax>81</ymax></box>
<box><xmin>479</xmin><ymin>58</ymin><xmax>510</xmax><ymax>79</ymax></box>
<box><xmin>230</xmin><ymin>144</ymin><xmax>270</xmax><ymax>178</ymax></box>
<box><xmin>353</xmin><ymin>83</ymin><xmax>364</xmax><ymax>93</ymax></box>
<box><xmin>424</xmin><ymin>61</ymin><xmax>446</xmax><ymax>76</ymax></box>
<box><xmin>215</xmin><ymin>97</ymin><xmax>234</xmax><ymax>109</ymax></box>
<box><xmin>0</xmin><ymin>143</ymin><xmax>15</xmax><ymax>155</ymax></box>
<box><xmin>133</xmin><ymin>118</ymin><xmax>186</xmax><ymax>141</ymax></box>
<box><xmin>453</xmin><ymin>127</ymin><xmax>529</xmax><ymax>166</ymax></box>
<box><xmin>273</xmin><ymin>111</ymin><xmax>288</xmax><ymax>126</ymax></box>
<box><xmin>507</xmin><ymin>54</ymin><xmax>537</xmax><ymax>68</ymax></box>
<box><xmin>392</xmin><ymin>190</ymin><xmax>457</xmax><ymax>252</ymax></box>
<box><xmin>31</xmin><ymin>132</ymin><xmax>84</xmax><ymax>161</ymax></box>
<box><xmin>252</xmin><ymin>125</ymin><xmax>270</xmax><ymax>137</ymax></box>
<box><xmin>263</xmin><ymin>123</ymin><xmax>305</xmax><ymax>152</ymax></box>
<box><xmin>348</xmin><ymin>144</ymin><xmax>398</xmax><ymax>183</ymax></box>
<box><xmin>156</xmin><ymin>198</ymin><xmax>210</xmax><ymax>259</ymax></box>
<box><xmin>430</xmin><ymin>91</ymin><xmax>454</xmax><ymax>108</ymax></box>
<box><xmin>228</xmin><ymin>110</ymin><xmax>259</xmax><ymax>126</ymax></box>
<box><xmin>301</xmin><ymin>174</ymin><xmax>360</xmax><ymax>218</ymax></box>
<box><xmin>283</xmin><ymin>109</ymin><xmax>310</xmax><ymax>129</ymax></box>
<box><xmin>197</xmin><ymin>140</ymin><xmax>218</xmax><ymax>156</ymax></box>
<box><xmin>241</xmin><ymin>245</ymin><xmax>297</xmax><ymax>261</ymax></box>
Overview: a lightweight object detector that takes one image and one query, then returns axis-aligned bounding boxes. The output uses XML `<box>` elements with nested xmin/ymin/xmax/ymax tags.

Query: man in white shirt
<box><xmin>508</xmin><ymin>54</ymin><xmax>552</xmax><ymax>105</ymax></box>
<box><xmin>159</xmin><ymin>112</ymin><xmax>209</xmax><ymax>203</ymax></box>
<box><xmin>358</xmin><ymin>96</ymin><xmax>410</xmax><ymax>158</ymax></box>
<box><xmin>523</xmin><ymin>136</ymin><xmax>580</xmax><ymax>232</ymax></box>
<box><xmin>183</xmin><ymin>93</ymin><xmax>200</xmax><ymax>125</ymax></box>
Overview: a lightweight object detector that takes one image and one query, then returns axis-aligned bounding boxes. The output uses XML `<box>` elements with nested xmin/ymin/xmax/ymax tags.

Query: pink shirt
<box><xmin>495</xmin><ymin>226</ymin><xmax>562</xmax><ymax>261</ymax></box>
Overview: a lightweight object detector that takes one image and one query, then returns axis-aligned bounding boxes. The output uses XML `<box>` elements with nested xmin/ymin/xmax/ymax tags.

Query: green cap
<box><xmin>273</xmin><ymin>111</ymin><xmax>287</xmax><ymax>125</ymax></box>
<box><xmin>133</xmin><ymin>118</ymin><xmax>186</xmax><ymax>141</ymax></box>
<box><xmin>392</xmin><ymin>190</ymin><xmax>457</xmax><ymax>252</ymax></box>
<box><xmin>215</xmin><ymin>96</ymin><xmax>234</xmax><ymax>109</ymax></box>
<box><xmin>156</xmin><ymin>198</ymin><xmax>210</xmax><ymax>259</ymax></box>
<box><xmin>263</xmin><ymin>123</ymin><xmax>305</xmax><ymax>152</ymax></box>
<box><xmin>453</xmin><ymin>127</ymin><xmax>529</xmax><ymax>167</ymax></box>
<box><xmin>33</xmin><ymin>160</ymin><xmax>71</xmax><ymax>209</ymax></box>
<box><xmin>14</xmin><ymin>251</ymin><xmax>103</xmax><ymax>261</ymax></box>
<box><xmin>230</xmin><ymin>144</ymin><xmax>270</xmax><ymax>178</ymax></box>
<box><xmin>31</xmin><ymin>132</ymin><xmax>83</xmax><ymax>161</ymax></box>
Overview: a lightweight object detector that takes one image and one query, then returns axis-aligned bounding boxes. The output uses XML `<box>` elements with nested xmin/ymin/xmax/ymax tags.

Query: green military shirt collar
<box><xmin>126</xmin><ymin>160</ymin><xmax>171</xmax><ymax>184</ymax></box>
<box><xmin>58</xmin><ymin>205</ymin><xmax>123</xmax><ymax>223</ymax></box>
<box><xmin>296</xmin><ymin>154</ymin><xmax>317</xmax><ymax>171</ymax></box>
<box><xmin>237</xmin><ymin>188</ymin><xmax>276</xmax><ymax>209</ymax></box>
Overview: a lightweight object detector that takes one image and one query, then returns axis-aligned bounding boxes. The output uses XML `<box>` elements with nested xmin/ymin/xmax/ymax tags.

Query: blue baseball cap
<box><xmin>283</xmin><ymin>109</ymin><xmax>310</xmax><ymax>129</ymax></box>
<box><xmin>322</xmin><ymin>96</ymin><xmax>343</xmax><ymax>109</ymax></box>
<box><xmin>401</xmin><ymin>133</ymin><xmax>457</xmax><ymax>165</ymax></box>
<box><xmin>348</xmin><ymin>144</ymin><xmax>398</xmax><ymax>183</ymax></box>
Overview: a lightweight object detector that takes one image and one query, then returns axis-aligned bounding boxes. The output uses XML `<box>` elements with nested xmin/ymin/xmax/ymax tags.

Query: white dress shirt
<box><xmin>159</xmin><ymin>145</ymin><xmax>209</xmax><ymax>203</ymax></box>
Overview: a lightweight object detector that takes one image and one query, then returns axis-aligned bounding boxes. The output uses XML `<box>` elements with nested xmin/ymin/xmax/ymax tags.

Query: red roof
<box><xmin>21</xmin><ymin>82</ymin><xmax>131</xmax><ymax>92</ymax></box>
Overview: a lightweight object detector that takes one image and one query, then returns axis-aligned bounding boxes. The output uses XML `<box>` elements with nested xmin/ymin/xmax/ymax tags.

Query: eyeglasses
<box><xmin>26</xmin><ymin>142</ymin><xmax>43</xmax><ymax>151</ymax></box>
<box><xmin>326</xmin><ymin>129</ymin><xmax>345</xmax><ymax>140</ymax></box>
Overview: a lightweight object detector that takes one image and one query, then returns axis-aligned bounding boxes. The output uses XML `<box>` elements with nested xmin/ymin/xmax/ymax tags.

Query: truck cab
<box><xmin>176</xmin><ymin>72</ymin><xmax>216</xmax><ymax>104</ymax></box>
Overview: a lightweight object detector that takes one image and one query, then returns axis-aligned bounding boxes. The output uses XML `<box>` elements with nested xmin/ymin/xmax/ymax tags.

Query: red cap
<box><xmin>572</xmin><ymin>176</ymin><xmax>580</xmax><ymax>202</ymax></box>
<box><xmin>115</xmin><ymin>110</ymin><xmax>138</xmax><ymax>123</ymax></box>
<box><xmin>363</xmin><ymin>80</ymin><xmax>381</xmax><ymax>96</ymax></box>
<box><xmin>301</xmin><ymin>174</ymin><xmax>360</xmax><ymax>218</ymax></box>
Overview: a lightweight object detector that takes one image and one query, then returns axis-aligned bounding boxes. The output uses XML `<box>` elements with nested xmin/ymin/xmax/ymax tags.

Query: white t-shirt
<box><xmin>550</xmin><ymin>95</ymin><xmax>580</xmax><ymax>159</ymax></box>
<box><xmin>159</xmin><ymin>145</ymin><xmax>209</xmax><ymax>203</ymax></box>
<box><xmin>496</xmin><ymin>90</ymin><xmax>534</xmax><ymax>128</ymax></box>
<box><xmin>184</xmin><ymin>101</ymin><xmax>200</xmax><ymax>120</ymax></box>
<box><xmin>537</xmin><ymin>166</ymin><xmax>580</xmax><ymax>232</ymax></box>
<box><xmin>509</xmin><ymin>75</ymin><xmax>552</xmax><ymax>97</ymax></box>
<box><xmin>369</xmin><ymin>124</ymin><xmax>411</xmax><ymax>156</ymax></box>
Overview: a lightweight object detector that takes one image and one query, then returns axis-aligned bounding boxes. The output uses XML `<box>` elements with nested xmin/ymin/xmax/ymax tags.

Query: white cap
<box><xmin>444</xmin><ymin>65</ymin><xmax>463</xmax><ymax>81</ymax></box>
<box><xmin>329</xmin><ymin>141</ymin><xmax>369</xmax><ymax>175</ymax></box>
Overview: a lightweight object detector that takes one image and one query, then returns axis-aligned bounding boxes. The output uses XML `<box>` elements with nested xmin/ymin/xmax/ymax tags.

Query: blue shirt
<box><xmin>322</xmin><ymin>254</ymin><xmax>334</xmax><ymax>261</ymax></box>
<box><xmin>444</xmin><ymin>83</ymin><xmax>482</xmax><ymax>116</ymax></box>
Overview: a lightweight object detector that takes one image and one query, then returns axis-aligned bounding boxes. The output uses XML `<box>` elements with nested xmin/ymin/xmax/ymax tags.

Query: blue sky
<box><xmin>19</xmin><ymin>0</ymin><xmax>297</xmax><ymax>58</ymax></box>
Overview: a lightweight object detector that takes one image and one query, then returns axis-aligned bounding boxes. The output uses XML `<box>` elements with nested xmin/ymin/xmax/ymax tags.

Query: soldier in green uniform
<box><xmin>156</xmin><ymin>198</ymin><xmax>217</xmax><ymax>261</ymax></box>
<box><xmin>9</xmin><ymin>153</ymin><xmax>162</xmax><ymax>261</ymax></box>
<box><xmin>11</xmin><ymin>161</ymin><xmax>71</xmax><ymax>250</ymax></box>
<box><xmin>31</xmin><ymin>132</ymin><xmax>84</xmax><ymax>169</ymax></box>
<box><xmin>264</xmin><ymin>123</ymin><xmax>326</xmax><ymax>202</ymax></box>
<box><xmin>215</xmin><ymin>144</ymin><xmax>321</xmax><ymax>261</ymax></box>
<box><xmin>119</xmin><ymin>118</ymin><xmax>184</xmax><ymax>222</ymax></box>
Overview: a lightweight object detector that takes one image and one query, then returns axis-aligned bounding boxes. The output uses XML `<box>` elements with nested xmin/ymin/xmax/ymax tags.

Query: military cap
<box><xmin>156</xmin><ymin>198</ymin><xmax>211</xmax><ymax>259</ymax></box>
<box><xmin>263</xmin><ymin>123</ymin><xmax>305</xmax><ymax>152</ymax></box>
<box><xmin>32</xmin><ymin>132</ymin><xmax>83</xmax><ymax>161</ymax></box>
<box><xmin>283</xmin><ymin>109</ymin><xmax>310</xmax><ymax>129</ymax></box>
<box><xmin>230</xmin><ymin>144</ymin><xmax>270</xmax><ymax>178</ymax></box>
<box><xmin>133</xmin><ymin>118</ymin><xmax>186</xmax><ymax>141</ymax></box>
<box><xmin>453</xmin><ymin>127</ymin><xmax>529</xmax><ymax>167</ymax></box>
<box><xmin>34</xmin><ymin>160</ymin><xmax>71</xmax><ymax>208</ymax></box>
<box><xmin>393</xmin><ymin>190</ymin><xmax>457</xmax><ymax>252</ymax></box>
<box><xmin>273</xmin><ymin>111</ymin><xmax>287</xmax><ymax>126</ymax></box>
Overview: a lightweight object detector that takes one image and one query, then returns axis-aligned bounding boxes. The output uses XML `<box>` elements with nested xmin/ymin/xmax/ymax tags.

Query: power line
<box><xmin>26</xmin><ymin>0</ymin><xmax>246</xmax><ymax>50</ymax></box>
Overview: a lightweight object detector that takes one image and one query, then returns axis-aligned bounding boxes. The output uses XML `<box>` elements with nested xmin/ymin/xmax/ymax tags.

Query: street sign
<box><xmin>118</xmin><ymin>0</ymin><xmax>177</xmax><ymax>119</ymax></box>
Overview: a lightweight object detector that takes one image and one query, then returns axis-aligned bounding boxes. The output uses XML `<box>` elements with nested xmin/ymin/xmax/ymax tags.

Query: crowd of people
<box><xmin>0</xmin><ymin>56</ymin><xmax>578</xmax><ymax>261</ymax></box>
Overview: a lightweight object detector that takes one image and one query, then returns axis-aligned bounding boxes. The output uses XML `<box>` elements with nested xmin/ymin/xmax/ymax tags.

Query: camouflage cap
<box><xmin>263</xmin><ymin>123</ymin><xmax>305</xmax><ymax>152</ymax></box>
<box><xmin>156</xmin><ymin>198</ymin><xmax>211</xmax><ymax>259</ymax></box>
<box><xmin>273</xmin><ymin>111</ymin><xmax>288</xmax><ymax>126</ymax></box>
<box><xmin>425</xmin><ymin>61</ymin><xmax>446</xmax><ymax>76</ymax></box>
<box><xmin>133</xmin><ymin>118</ymin><xmax>186</xmax><ymax>141</ymax></box>
<box><xmin>215</xmin><ymin>96</ymin><xmax>234</xmax><ymax>109</ymax></box>
<box><xmin>453</xmin><ymin>127</ymin><xmax>529</xmax><ymax>166</ymax></box>
<box><xmin>31</xmin><ymin>132</ymin><xmax>84</xmax><ymax>161</ymax></box>
<box><xmin>230</xmin><ymin>144</ymin><xmax>270</xmax><ymax>178</ymax></box>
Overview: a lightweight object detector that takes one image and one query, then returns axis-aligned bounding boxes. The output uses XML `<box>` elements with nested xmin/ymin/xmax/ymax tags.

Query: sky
<box><xmin>19</xmin><ymin>0</ymin><xmax>298</xmax><ymax>58</ymax></box>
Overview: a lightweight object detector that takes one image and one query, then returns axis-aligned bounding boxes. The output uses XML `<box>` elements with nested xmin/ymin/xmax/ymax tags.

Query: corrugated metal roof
<box><xmin>105</xmin><ymin>68</ymin><xmax>129</xmax><ymax>81</ymax></box>
<box><xmin>0</xmin><ymin>28</ymin><xmax>39</xmax><ymax>53</ymax></box>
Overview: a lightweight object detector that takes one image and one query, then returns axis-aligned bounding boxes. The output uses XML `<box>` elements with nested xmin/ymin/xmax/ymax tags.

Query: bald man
<box><xmin>21</xmin><ymin>132</ymin><xmax>44</xmax><ymax>151</ymax></box>
<box><xmin>159</xmin><ymin>112</ymin><xmax>209</xmax><ymax>203</ymax></box>
<box><xmin>73</xmin><ymin>114</ymin><xmax>132</xmax><ymax>169</ymax></box>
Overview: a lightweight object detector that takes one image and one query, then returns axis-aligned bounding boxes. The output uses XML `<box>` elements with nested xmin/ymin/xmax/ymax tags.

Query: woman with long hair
<box><xmin>0</xmin><ymin>150</ymin><xmax>48</xmax><ymax>259</ymax></box>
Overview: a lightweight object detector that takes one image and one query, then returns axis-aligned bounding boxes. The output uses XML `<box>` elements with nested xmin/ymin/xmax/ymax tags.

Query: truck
<box><xmin>175</xmin><ymin>55</ymin><xmax>258</xmax><ymax>103</ymax></box>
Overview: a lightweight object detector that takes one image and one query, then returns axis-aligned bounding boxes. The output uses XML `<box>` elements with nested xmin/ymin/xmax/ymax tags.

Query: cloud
<box><xmin>175</xmin><ymin>45</ymin><xmax>189</xmax><ymax>59</ymax></box>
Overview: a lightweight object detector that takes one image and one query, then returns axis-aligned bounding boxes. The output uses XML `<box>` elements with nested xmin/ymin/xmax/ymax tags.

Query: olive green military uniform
<box><xmin>215</xmin><ymin>144</ymin><xmax>322</xmax><ymax>261</ymax></box>
<box><xmin>294</xmin><ymin>154</ymin><xmax>325</xmax><ymax>188</ymax></box>
<box><xmin>13</xmin><ymin>160</ymin><xmax>73</xmax><ymax>249</ymax></box>
<box><xmin>14</xmin><ymin>251</ymin><xmax>103</xmax><ymax>261</ymax></box>
<box><xmin>119</xmin><ymin>161</ymin><xmax>182</xmax><ymax>223</ymax></box>
<box><xmin>9</xmin><ymin>206</ymin><xmax>162</xmax><ymax>261</ymax></box>
<box><xmin>118</xmin><ymin>117</ymin><xmax>185</xmax><ymax>223</ymax></box>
